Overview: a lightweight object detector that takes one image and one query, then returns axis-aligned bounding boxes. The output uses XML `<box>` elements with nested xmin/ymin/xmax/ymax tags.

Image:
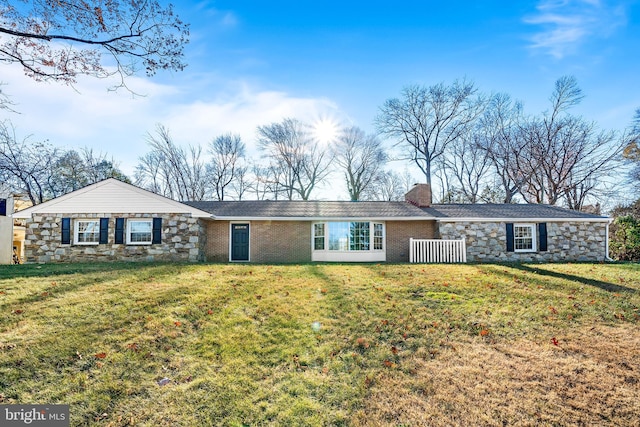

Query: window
<box><xmin>74</xmin><ymin>220</ymin><xmax>100</xmax><ymax>244</ymax></box>
<box><xmin>0</xmin><ymin>198</ymin><xmax>6</xmax><ymax>216</ymax></box>
<box><xmin>374</xmin><ymin>223</ymin><xmax>384</xmax><ymax>250</ymax></box>
<box><xmin>350</xmin><ymin>222</ymin><xmax>370</xmax><ymax>251</ymax></box>
<box><xmin>313</xmin><ymin>223</ymin><xmax>325</xmax><ymax>250</ymax></box>
<box><xmin>315</xmin><ymin>222</ymin><xmax>384</xmax><ymax>252</ymax></box>
<box><xmin>514</xmin><ymin>224</ymin><xmax>536</xmax><ymax>252</ymax></box>
<box><xmin>127</xmin><ymin>220</ymin><xmax>153</xmax><ymax>244</ymax></box>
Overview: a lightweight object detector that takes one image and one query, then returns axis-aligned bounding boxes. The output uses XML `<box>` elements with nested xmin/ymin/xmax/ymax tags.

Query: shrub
<box><xmin>610</xmin><ymin>214</ymin><xmax>640</xmax><ymax>261</ymax></box>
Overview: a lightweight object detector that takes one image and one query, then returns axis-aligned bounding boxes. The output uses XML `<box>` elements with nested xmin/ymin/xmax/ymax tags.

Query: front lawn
<box><xmin>0</xmin><ymin>262</ymin><xmax>639</xmax><ymax>426</ymax></box>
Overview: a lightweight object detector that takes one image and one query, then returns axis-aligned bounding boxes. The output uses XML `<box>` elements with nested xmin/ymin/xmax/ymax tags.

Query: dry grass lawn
<box><xmin>0</xmin><ymin>262</ymin><xmax>638</xmax><ymax>426</ymax></box>
<box><xmin>357</xmin><ymin>324</ymin><xmax>640</xmax><ymax>426</ymax></box>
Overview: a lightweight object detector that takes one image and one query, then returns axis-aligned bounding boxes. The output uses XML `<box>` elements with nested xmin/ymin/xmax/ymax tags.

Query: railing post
<box><xmin>409</xmin><ymin>238</ymin><xmax>414</xmax><ymax>263</ymax></box>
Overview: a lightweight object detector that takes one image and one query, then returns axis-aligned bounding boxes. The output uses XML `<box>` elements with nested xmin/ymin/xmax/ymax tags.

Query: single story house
<box><xmin>10</xmin><ymin>178</ymin><xmax>611</xmax><ymax>264</ymax></box>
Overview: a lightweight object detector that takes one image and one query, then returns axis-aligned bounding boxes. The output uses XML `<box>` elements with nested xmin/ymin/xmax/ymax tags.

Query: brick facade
<box><xmin>204</xmin><ymin>220</ymin><xmax>436</xmax><ymax>263</ymax></box>
<box><xmin>203</xmin><ymin>220</ymin><xmax>230</xmax><ymax>262</ymax></box>
<box><xmin>24</xmin><ymin>213</ymin><xmax>206</xmax><ymax>263</ymax></box>
<box><xmin>439</xmin><ymin>221</ymin><xmax>608</xmax><ymax>262</ymax></box>
<box><xmin>386</xmin><ymin>220</ymin><xmax>437</xmax><ymax>262</ymax></box>
<box><xmin>204</xmin><ymin>220</ymin><xmax>311</xmax><ymax>263</ymax></box>
<box><xmin>250</xmin><ymin>221</ymin><xmax>311</xmax><ymax>263</ymax></box>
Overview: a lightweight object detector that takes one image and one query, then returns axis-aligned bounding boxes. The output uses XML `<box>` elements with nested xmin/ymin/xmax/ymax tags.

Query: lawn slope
<box><xmin>0</xmin><ymin>263</ymin><xmax>639</xmax><ymax>426</ymax></box>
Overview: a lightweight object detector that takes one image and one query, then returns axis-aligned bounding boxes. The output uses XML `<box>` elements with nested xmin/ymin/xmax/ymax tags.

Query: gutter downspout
<box><xmin>605</xmin><ymin>218</ymin><xmax>614</xmax><ymax>262</ymax></box>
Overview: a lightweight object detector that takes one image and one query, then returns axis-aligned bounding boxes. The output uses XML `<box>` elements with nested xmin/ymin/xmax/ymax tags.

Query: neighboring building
<box><xmin>10</xmin><ymin>179</ymin><xmax>611</xmax><ymax>264</ymax></box>
<box><xmin>0</xmin><ymin>194</ymin><xmax>13</xmax><ymax>264</ymax></box>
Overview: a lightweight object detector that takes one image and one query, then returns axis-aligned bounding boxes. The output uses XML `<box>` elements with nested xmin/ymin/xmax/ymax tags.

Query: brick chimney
<box><xmin>404</xmin><ymin>183</ymin><xmax>432</xmax><ymax>207</ymax></box>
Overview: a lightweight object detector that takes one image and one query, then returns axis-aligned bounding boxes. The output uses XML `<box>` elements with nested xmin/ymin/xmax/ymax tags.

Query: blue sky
<box><xmin>4</xmin><ymin>0</ymin><xmax>640</xmax><ymax>198</ymax></box>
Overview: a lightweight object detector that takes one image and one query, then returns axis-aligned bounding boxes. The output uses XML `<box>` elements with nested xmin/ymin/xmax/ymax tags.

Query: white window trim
<box><xmin>126</xmin><ymin>219</ymin><xmax>153</xmax><ymax>245</ymax></box>
<box><xmin>514</xmin><ymin>223</ymin><xmax>537</xmax><ymax>253</ymax></box>
<box><xmin>313</xmin><ymin>223</ymin><xmax>325</xmax><ymax>251</ymax></box>
<box><xmin>312</xmin><ymin>221</ymin><xmax>386</xmax><ymax>262</ymax></box>
<box><xmin>74</xmin><ymin>219</ymin><xmax>100</xmax><ymax>245</ymax></box>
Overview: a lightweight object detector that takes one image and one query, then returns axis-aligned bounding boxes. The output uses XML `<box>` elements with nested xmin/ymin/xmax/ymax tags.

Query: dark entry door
<box><xmin>231</xmin><ymin>223</ymin><xmax>250</xmax><ymax>261</ymax></box>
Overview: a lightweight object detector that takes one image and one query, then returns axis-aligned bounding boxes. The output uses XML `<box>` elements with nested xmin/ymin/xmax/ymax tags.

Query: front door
<box><xmin>231</xmin><ymin>223</ymin><xmax>250</xmax><ymax>261</ymax></box>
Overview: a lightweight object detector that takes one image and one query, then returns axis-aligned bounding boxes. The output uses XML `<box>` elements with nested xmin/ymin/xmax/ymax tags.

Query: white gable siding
<box><xmin>13</xmin><ymin>179</ymin><xmax>210</xmax><ymax>218</ymax></box>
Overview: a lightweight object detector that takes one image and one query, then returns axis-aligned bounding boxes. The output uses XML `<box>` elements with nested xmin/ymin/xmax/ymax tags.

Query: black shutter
<box><xmin>152</xmin><ymin>218</ymin><xmax>162</xmax><ymax>244</ymax></box>
<box><xmin>0</xmin><ymin>198</ymin><xmax>6</xmax><ymax>216</ymax></box>
<box><xmin>99</xmin><ymin>218</ymin><xmax>109</xmax><ymax>244</ymax></box>
<box><xmin>506</xmin><ymin>223</ymin><xmax>514</xmax><ymax>252</ymax></box>
<box><xmin>538</xmin><ymin>223</ymin><xmax>548</xmax><ymax>252</ymax></box>
<box><xmin>61</xmin><ymin>218</ymin><xmax>71</xmax><ymax>244</ymax></box>
<box><xmin>115</xmin><ymin>218</ymin><xmax>125</xmax><ymax>244</ymax></box>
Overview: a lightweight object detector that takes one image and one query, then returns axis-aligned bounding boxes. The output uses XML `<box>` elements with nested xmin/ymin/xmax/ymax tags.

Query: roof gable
<box><xmin>13</xmin><ymin>178</ymin><xmax>211</xmax><ymax>218</ymax></box>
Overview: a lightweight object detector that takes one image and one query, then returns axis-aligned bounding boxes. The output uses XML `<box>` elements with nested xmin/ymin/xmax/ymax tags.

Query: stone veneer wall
<box><xmin>438</xmin><ymin>221</ymin><xmax>608</xmax><ymax>262</ymax></box>
<box><xmin>24</xmin><ymin>213</ymin><xmax>207</xmax><ymax>263</ymax></box>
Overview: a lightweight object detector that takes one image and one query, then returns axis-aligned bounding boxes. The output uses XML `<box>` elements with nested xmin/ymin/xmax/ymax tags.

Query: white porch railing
<box><xmin>409</xmin><ymin>238</ymin><xmax>467</xmax><ymax>263</ymax></box>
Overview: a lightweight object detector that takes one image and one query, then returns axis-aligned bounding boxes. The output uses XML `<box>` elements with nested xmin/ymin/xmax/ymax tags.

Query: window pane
<box><xmin>329</xmin><ymin>222</ymin><xmax>349</xmax><ymax>251</ymax></box>
<box><xmin>514</xmin><ymin>225</ymin><xmax>533</xmax><ymax>250</ymax></box>
<box><xmin>77</xmin><ymin>220</ymin><xmax>99</xmax><ymax>243</ymax></box>
<box><xmin>313</xmin><ymin>223</ymin><xmax>325</xmax><ymax>250</ymax></box>
<box><xmin>129</xmin><ymin>221</ymin><xmax>152</xmax><ymax>243</ymax></box>
<box><xmin>350</xmin><ymin>222</ymin><xmax>370</xmax><ymax>251</ymax></box>
<box><xmin>374</xmin><ymin>223</ymin><xmax>383</xmax><ymax>250</ymax></box>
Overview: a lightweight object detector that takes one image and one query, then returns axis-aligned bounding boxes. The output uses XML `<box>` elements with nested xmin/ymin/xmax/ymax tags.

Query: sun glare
<box><xmin>311</xmin><ymin>118</ymin><xmax>340</xmax><ymax>144</ymax></box>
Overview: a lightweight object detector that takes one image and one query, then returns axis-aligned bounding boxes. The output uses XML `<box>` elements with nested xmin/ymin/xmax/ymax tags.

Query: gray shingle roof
<box><xmin>183</xmin><ymin>200</ymin><xmax>434</xmax><ymax>219</ymax></box>
<box><xmin>423</xmin><ymin>204</ymin><xmax>608</xmax><ymax>220</ymax></box>
<box><xmin>183</xmin><ymin>200</ymin><xmax>609</xmax><ymax>221</ymax></box>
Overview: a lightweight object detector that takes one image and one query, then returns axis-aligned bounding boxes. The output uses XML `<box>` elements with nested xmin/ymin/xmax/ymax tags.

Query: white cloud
<box><xmin>524</xmin><ymin>0</ymin><xmax>628</xmax><ymax>58</ymax></box>
<box><xmin>160</xmin><ymin>82</ymin><xmax>343</xmax><ymax>150</ymax></box>
<box><xmin>0</xmin><ymin>67</ymin><xmax>347</xmax><ymax>176</ymax></box>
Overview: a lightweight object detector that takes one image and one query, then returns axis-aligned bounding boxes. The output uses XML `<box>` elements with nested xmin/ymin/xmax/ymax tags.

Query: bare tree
<box><xmin>476</xmin><ymin>93</ymin><xmax>530</xmax><ymax>203</ymax></box>
<box><xmin>375</xmin><ymin>78</ymin><xmax>485</xmax><ymax>186</ymax></box>
<box><xmin>79</xmin><ymin>148</ymin><xmax>128</xmax><ymax>183</ymax></box>
<box><xmin>249</xmin><ymin>163</ymin><xmax>282</xmax><ymax>200</ymax></box>
<box><xmin>518</xmin><ymin>76</ymin><xmax>624</xmax><ymax>209</ymax></box>
<box><xmin>228</xmin><ymin>163</ymin><xmax>250</xmax><ymax>200</ymax></box>
<box><xmin>207</xmin><ymin>133</ymin><xmax>246</xmax><ymax>201</ymax></box>
<box><xmin>257</xmin><ymin>118</ymin><xmax>333</xmax><ymax>200</ymax></box>
<box><xmin>135</xmin><ymin>124</ymin><xmax>206</xmax><ymax>201</ymax></box>
<box><xmin>445</xmin><ymin>129</ymin><xmax>492</xmax><ymax>203</ymax></box>
<box><xmin>333</xmin><ymin>126</ymin><xmax>387</xmax><ymax>201</ymax></box>
<box><xmin>0</xmin><ymin>0</ymin><xmax>189</xmax><ymax>91</ymax></box>
<box><xmin>0</xmin><ymin>82</ymin><xmax>16</xmax><ymax>112</ymax></box>
<box><xmin>0</xmin><ymin>120</ymin><xmax>58</xmax><ymax>204</ymax></box>
<box><xmin>48</xmin><ymin>148</ymin><xmax>128</xmax><ymax>195</ymax></box>
<box><xmin>361</xmin><ymin>170</ymin><xmax>406</xmax><ymax>201</ymax></box>
<box><xmin>0</xmin><ymin>121</ymin><xmax>127</xmax><ymax>203</ymax></box>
